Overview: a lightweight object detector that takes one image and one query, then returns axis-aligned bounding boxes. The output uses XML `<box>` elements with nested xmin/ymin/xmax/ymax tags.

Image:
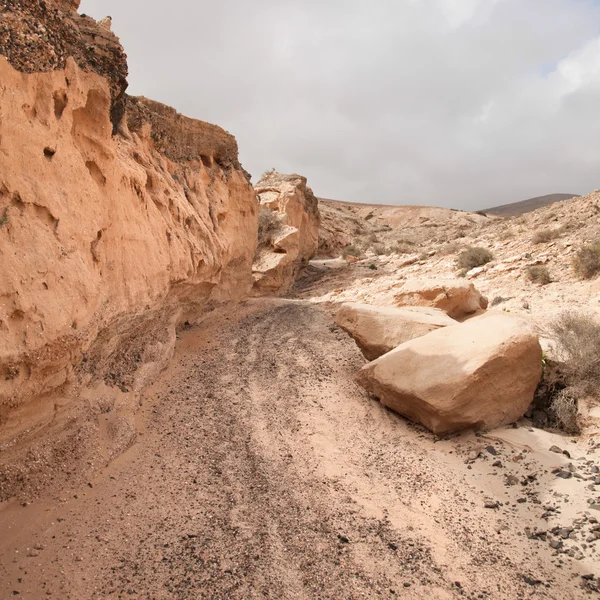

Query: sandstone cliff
<box><xmin>252</xmin><ymin>172</ymin><xmax>320</xmax><ymax>294</ymax></box>
<box><xmin>0</xmin><ymin>0</ymin><xmax>128</xmax><ymax>130</ymax></box>
<box><xmin>0</xmin><ymin>2</ymin><xmax>257</xmax><ymax>493</ymax></box>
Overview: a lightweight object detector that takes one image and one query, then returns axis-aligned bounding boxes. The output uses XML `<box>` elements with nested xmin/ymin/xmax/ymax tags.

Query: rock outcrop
<box><xmin>356</xmin><ymin>312</ymin><xmax>542</xmax><ymax>435</ymax></box>
<box><xmin>252</xmin><ymin>172</ymin><xmax>320</xmax><ymax>294</ymax></box>
<box><xmin>392</xmin><ymin>279</ymin><xmax>488</xmax><ymax>319</ymax></box>
<box><xmin>335</xmin><ymin>303</ymin><xmax>457</xmax><ymax>361</ymax></box>
<box><xmin>0</xmin><ymin>0</ymin><xmax>128</xmax><ymax>131</ymax></box>
<box><xmin>0</xmin><ymin>5</ymin><xmax>257</xmax><ymax>477</ymax></box>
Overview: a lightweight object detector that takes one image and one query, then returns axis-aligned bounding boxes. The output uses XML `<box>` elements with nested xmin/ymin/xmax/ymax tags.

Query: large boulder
<box><xmin>356</xmin><ymin>312</ymin><xmax>542</xmax><ymax>435</ymax></box>
<box><xmin>252</xmin><ymin>172</ymin><xmax>320</xmax><ymax>294</ymax></box>
<box><xmin>391</xmin><ymin>279</ymin><xmax>488</xmax><ymax>319</ymax></box>
<box><xmin>335</xmin><ymin>303</ymin><xmax>457</xmax><ymax>361</ymax></box>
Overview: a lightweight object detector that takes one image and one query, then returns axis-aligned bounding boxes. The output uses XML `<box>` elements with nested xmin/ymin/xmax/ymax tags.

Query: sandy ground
<box><xmin>1</xmin><ymin>291</ymin><xmax>599</xmax><ymax>599</ymax></box>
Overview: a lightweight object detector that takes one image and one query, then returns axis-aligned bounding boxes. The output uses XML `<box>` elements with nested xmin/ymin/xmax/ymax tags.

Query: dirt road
<box><xmin>0</xmin><ymin>297</ymin><xmax>597</xmax><ymax>599</ymax></box>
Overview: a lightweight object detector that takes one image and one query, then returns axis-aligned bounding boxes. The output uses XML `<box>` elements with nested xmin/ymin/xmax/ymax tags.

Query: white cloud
<box><xmin>81</xmin><ymin>0</ymin><xmax>600</xmax><ymax>209</ymax></box>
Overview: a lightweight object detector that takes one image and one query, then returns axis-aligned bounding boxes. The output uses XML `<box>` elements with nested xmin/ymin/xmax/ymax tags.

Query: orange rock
<box><xmin>0</xmin><ymin>57</ymin><xmax>257</xmax><ymax>438</ymax></box>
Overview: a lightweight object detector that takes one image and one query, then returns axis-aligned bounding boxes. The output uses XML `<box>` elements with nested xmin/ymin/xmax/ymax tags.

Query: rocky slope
<box><xmin>317</xmin><ymin>198</ymin><xmax>490</xmax><ymax>257</ymax></box>
<box><xmin>0</xmin><ymin>2</ymin><xmax>258</xmax><ymax>495</ymax></box>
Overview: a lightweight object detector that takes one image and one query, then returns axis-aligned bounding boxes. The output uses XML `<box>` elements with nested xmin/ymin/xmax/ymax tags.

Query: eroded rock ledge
<box><xmin>0</xmin><ymin>0</ymin><xmax>128</xmax><ymax>130</ymax></box>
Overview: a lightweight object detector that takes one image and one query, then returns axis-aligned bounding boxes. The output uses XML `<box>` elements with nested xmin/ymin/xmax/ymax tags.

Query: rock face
<box><xmin>392</xmin><ymin>279</ymin><xmax>488</xmax><ymax>319</ymax></box>
<box><xmin>252</xmin><ymin>172</ymin><xmax>320</xmax><ymax>294</ymax></box>
<box><xmin>356</xmin><ymin>312</ymin><xmax>542</xmax><ymax>435</ymax></box>
<box><xmin>126</xmin><ymin>96</ymin><xmax>245</xmax><ymax>172</ymax></box>
<box><xmin>335</xmin><ymin>303</ymin><xmax>457</xmax><ymax>361</ymax></box>
<box><xmin>0</xmin><ymin>33</ymin><xmax>257</xmax><ymax>449</ymax></box>
<box><xmin>0</xmin><ymin>0</ymin><xmax>128</xmax><ymax>130</ymax></box>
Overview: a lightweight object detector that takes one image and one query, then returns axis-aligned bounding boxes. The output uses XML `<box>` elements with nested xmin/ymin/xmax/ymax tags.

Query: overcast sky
<box><xmin>80</xmin><ymin>0</ymin><xmax>600</xmax><ymax>210</ymax></box>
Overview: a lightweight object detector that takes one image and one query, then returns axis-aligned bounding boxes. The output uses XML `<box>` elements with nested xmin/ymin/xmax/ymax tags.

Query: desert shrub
<box><xmin>439</xmin><ymin>242</ymin><xmax>463</xmax><ymax>256</ymax></box>
<box><xmin>572</xmin><ymin>241</ymin><xmax>600</xmax><ymax>279</ymax></box>
<box><xmin>257</xmin><ymin>208</ymin><xmax>282</xmax><ymax>246</ymax></box>
<box><xmin>341</xmin><ymin>244</ymin><xmax>362</xmax><ymax>258</ymax></box>
<box><xmin>549</xmin><ymin>312</ymin><xmax>600</xmax><ymax>396</ymax></box>
<box><xmin>532</xmin><ymin>227</ymin><xmax>564</xmax><ymax>244</ymax></box>
<box><xmin>497</xmin><ymin>228</ymin><xmax>515</xmax><ymax>241</ymax></box>
<box><xmin>456</xmin><ymin>246</ymin><xmax>494</xmax><ymax>271</ymax></box>
<box><xmin>395</xmin><ymin>243</ymin><xmax>414</xmax><ymax>255</ymax></box>
<box><xmin>526</xmin><ymin>265</ymin><xmax>551</xmax><ymax>285</ymax></box>
<box><xmin>371</xmin><ymin>243</ymin><xmax>387</xmax><ymax>256</ymax></box>
<box><xmin>418</xmin><ymin>252</ymin><xmax>429</xmax><ymax>262</ymax></box>
<box><xmin>549</xmin><ymin>389</ymin><xmax>579</xmax><ymax>434</ymax></box>
<box><xmin>474</xmin><ymin>210</ymin><xmax>487</xmax><ymax>217</ymax></box>
<box><xmin>0</xmin><ymin>209</ymin><xmax>8</xmax><ymax>228</ymax></box>
<box><xmin>491</xmin><ymin>296</ymin><xmax>508</xmax><ymax>307</ymax></box>
<box><xmin>260</xmin><ymin>167</ymin><xmax>276</xmax><ymax>179</ymax></box>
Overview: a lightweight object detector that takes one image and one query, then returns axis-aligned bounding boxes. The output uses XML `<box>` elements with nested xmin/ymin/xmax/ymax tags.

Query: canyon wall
<box><xmin>0</xmin><ymin>1</ymin><xmax>258</xmax><ymax>477</ymax></box>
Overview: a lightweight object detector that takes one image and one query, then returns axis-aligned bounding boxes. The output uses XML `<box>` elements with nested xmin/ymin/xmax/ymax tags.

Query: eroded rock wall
<box><xmin>252</xmin><ymin>172</ymin><xmax>320</xmax><ymax>294</ymax></box>
<box><xmin>0</xmin><ymin>0</ymin><xmax>128</xmax><ymax>130</ymax></box>
<box><xmin>0</xmin><ymin>56</ymin><xmax>257</xmax><ymax>447</ymax></box>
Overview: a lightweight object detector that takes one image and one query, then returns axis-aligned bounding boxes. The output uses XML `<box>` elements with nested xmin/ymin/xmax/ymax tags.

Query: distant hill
<box><xmin>482</xmin><ymin>193</ymin><xmax>578</xmax><ymax>217</ymax></box>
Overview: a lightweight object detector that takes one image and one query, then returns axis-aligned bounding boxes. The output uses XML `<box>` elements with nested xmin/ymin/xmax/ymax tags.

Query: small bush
<box><xmin>549</xmin><ymin>312</ymin><xmax>600</xmax><ymax>397</ymax></box>
<box><xmin>371</xmin><ymin>243</ymin><xmax>387</xmax><ymax>256</ymax></box>
<box><xmin>260</xmin><ymin>168</ymin><xmax>276</xmax><ymax>180</ymax></box>
<box><xmin>527</xmin><ymin>265</ymin><xmax>551</xmax><ymax>285</ymax></box>
<box><xmin>572</xmin><ymin>241</ymin><xmax>600</xmax><ymax>279</ymax></box>
<box><xmin>439</xmin><ymin>242</ymin><xmax>463</xmax><ymax>256</ymax></box>
<box><xmin>532</xmin><ymin>227</ymin><xmax>563</xmax><ymax>244</ymax></box>
<box><xmin>341</xmin><ymin>244</ymin><xmax>362</xmax><ymax>258</ymax></box>
<box><xmin>257</xmin><ymin>208</ymin><xmax>281</xmax><ymax>246</ymax></box>
<box><xmin>550</xmin><ymin>389</ymin><xmax>579</xmax><ymax>434</ymax></box>
<box><xmin>395</xmin><ymin>243</ymin><xmax>414</xmax><ymax>255</ymax></box>
<box><xmin>497</xmin><ymin>228</ymin><xmax>515</xmax><ymax>241</ymax></box>
<box><xmin>491</xmin><ymin>296</ymin><xmax>508</xmax><ymax>307</ymax></box>
<box><xmin>456</xmin><ymin>246</ymin><xmax>494</xmax><ymax>271</ymax></box>
<box><xmin>0</xmin><ymin>208</ymin><xmax>7</xmax><ymax>228</ymax></box>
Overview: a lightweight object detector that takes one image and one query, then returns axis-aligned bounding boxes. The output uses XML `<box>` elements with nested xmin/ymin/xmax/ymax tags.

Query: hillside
<box><xmin>483</xmin><ymin>193</ymin><xmax>578</xmax><ymax>217</ymax></box>
<box><xmin>318</xmin><ymin>198</ymin><xmax>492</xmax><ymax>257</ymax></box>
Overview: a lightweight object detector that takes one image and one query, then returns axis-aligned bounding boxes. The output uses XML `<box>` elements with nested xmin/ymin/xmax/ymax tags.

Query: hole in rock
<box><xmin>53</xmin><ymin>90</ymin><xmax>68</xmax><ymax>119</ymax></box>
<box><xmin>85</xmin><ymin>161</ymin><xmax>107</xmax><ymax>186</ymax></box>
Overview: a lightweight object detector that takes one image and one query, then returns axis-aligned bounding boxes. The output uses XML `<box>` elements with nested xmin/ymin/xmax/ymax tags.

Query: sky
<box><xmin>79</xmin><ymin>0</ymin><xmax>600</xmax><ymax>210</ymax></box>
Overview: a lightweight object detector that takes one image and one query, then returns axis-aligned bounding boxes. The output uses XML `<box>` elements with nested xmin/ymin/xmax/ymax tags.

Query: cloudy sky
<box><xmin>80</xmin><ymin>0</ymin><xmax>600</xmax><ymax>210</ymax></box>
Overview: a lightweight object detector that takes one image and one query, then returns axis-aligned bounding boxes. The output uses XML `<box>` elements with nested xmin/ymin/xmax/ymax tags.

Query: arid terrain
<box><xmin>2</xmin><ymin>3</ymin><xmax>600</xmax><ymax>600</ymax></box>
<box><xmin>2</xmin><ymin>292</ymin><xmax>600</xmax><ymax>599</ymax></box>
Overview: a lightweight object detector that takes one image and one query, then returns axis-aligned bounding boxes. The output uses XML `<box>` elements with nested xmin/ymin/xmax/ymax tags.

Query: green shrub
<box><xmin>572</xmin><ymin>241</ymin><xmax>600</xmax><ymax>279</ymax></box>
<box><xmin>526</xmin><ymin>265</ymin><xmax>551</xmax><ymax>285</ymax></box>
<box><xmin>456</xmin><ymin>246</ymin><xmax>494</xmax><ymax>271</ymax></box>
